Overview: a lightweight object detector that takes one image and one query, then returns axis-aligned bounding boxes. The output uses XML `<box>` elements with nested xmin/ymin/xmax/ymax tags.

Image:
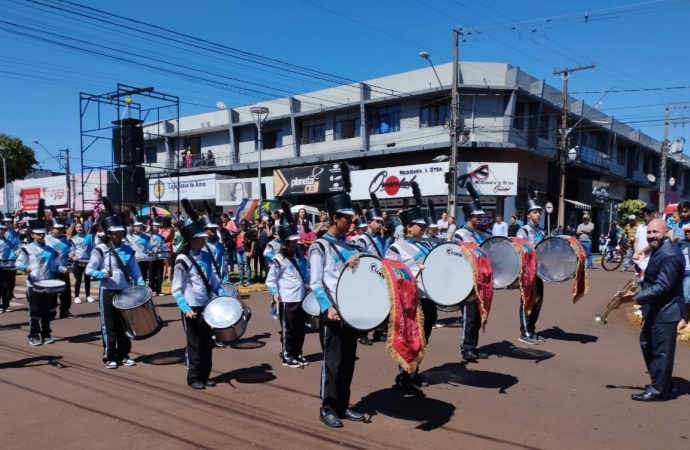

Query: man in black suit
<box><xmin>622</xmin><ymin>218</ymin><xmax>687</xmax><ymax>401</ymax></box>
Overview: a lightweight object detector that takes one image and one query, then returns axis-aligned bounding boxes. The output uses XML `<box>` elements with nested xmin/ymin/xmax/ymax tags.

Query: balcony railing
<box><xmin>578</xmin><ymin>146</ymin><xmax>611</xmax><ymax>169</ymax></box>
<box><xmin>165</xmin><ymin>152</ymin><xmax>233</xmax><ymax>170</ymax></box>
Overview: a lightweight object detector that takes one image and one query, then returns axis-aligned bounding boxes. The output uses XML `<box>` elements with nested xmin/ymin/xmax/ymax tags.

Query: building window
<box><xmin>513</xmin><ymin>101</ymin><xmax>526</xmax><ymax>131</ymax></box>
<box><xmin>145</xmin><ymin>146</ymin><xmax>157</xmax><ymax>164</ymax></box>
<box><xmin>300</xmin><ymin>119</ymin><xmax>326</xmax><ymax>144</ymax></box>
<box><xmin>539</xmin><ymin>112</ymin><xmax>550</xmax><ymax>140</ymax></box>
<box><xmin>256</xmin><ymin>125</ymin><xmax>283</xmax><ymax>150</ymax></box>
<box><xmin>420</xmin><ymin>100</ymin><xmax>449</xmax><ymax>128</ymax></box>
<box><xmin>616</xmin><ymin>146</ymin><xmax>626</xmax><ymax>166</ymax></box>
<box><xmin>372</xmin><ymin>104</ymin><xmax>401</xmax><ymax>135</ymax></box>
<box><xmin>335</xmin><ymin>113</ymin><xmax>361</xmax><ymax>140</ymax></box>
<box><xmin>642</xmin><ymin>154</ymin><xmax>654</xmax><ymax>174</ymax></box>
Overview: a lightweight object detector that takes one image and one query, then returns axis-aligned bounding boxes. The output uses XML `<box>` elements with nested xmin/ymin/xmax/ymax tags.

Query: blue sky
<box><xmin>1</xmin><ymin>0</ymin><xmax>689</xmax><ymax>172</ymax></box>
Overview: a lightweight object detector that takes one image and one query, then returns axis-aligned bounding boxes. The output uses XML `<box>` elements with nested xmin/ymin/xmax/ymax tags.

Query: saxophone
<box><xmin>594</xmin><ymin>278</ymin><xmax>639</xmax><ymax>324</ymax></box>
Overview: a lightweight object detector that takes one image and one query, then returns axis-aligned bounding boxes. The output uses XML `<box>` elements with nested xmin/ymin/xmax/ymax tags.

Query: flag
<box><xmin>243</xmin><ymin>199</ymin><xmax>259</xmax><ymax>222</ymax></box>
<box><xmin>235</xmin><ymin>198</ymin><xmax>249</xmax><ymax>221</ymax></box>
<box><xmin>259</xmin><ymin>200</ymin><xmax>278</xmax><ymax>219</ymax></box>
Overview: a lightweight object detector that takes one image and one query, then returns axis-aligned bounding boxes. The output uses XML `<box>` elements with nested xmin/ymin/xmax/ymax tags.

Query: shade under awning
<box><xmin>565</xmin><ymin>199</ymin><xmax>591</xmax><ymax>211</ymax></box>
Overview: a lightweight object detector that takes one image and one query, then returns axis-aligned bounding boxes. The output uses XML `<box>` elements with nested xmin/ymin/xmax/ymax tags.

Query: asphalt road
<box><xmin>0</xmin><ymin>268</ymin><xmax>688</xmax><ymax>450</ymax></box>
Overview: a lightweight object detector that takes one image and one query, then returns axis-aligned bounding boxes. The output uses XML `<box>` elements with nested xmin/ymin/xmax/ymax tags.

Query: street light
<box><xmin>250</xmin><ymin>106</ymin><xmax>269</xmax><ymax>208</ymax></box>
<box><xmin>0</xmin><ymin>145</ymin><xmax>10</xmax><ymax>211</ymax></box>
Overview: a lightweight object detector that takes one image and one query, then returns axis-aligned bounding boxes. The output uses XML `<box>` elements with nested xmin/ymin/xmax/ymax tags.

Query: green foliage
<box><xmin>0</xmin><ymin>134</ymin><xmax>39</xmax><ymax>188</ymax></box>
<box><xmin>617</xmin><ymin>199</ymin><xmax>647</xmax><ymax>222</ymax></box>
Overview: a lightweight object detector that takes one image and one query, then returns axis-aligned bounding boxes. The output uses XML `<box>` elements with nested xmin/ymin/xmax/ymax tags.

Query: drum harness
<box><xmin>204</xmin><ymin>243</ymin><xmax>223</xmax><ymax>280</ymax></box>
<box><xmin>106</xmin><ymin>242</ymin><xmax>134</xmax><ymax>287</ymax></box>
<box><xmin>362</xmin><ymin>233</ymin><xmax>383</xmax><ymax>257</ymax></box>
<box><xmin>181</xmin><ymin>253</ymin><xmax>213</xmax><ymax>297</ymax></box>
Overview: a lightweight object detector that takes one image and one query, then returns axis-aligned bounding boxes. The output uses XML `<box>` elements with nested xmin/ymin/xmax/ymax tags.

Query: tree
<box><xmin>617</xmin><ymin>199</ymin><xmax>647</xmax><ymax>222</ymax></box>
<box><xmin>0</xmin><ymin>134</ymin><xmax>39</xmax><ymax>188</ymax></box>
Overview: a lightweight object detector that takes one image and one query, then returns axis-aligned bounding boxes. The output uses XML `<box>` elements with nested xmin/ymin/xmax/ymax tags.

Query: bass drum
<box><xmin>420</xmin><ymin>242</ymin><xmax>475</xmax><ymax>308</ymax></box>
<box><xmin>301</xmin><ymin>291</ymin><xmax>321</xmax><ymax>329</ymax></box>
<box><xmin>535</xmin><ymin>236</ymin><xmax>581</xmax><ymax>283</ymax></box>
<box><xmin>335</xmin><ymin>255</ymin><xmax>390</xmax><ymax>331</ymax></box>
<box><xmin>203</xmin><ymin>296</ymin><xmax>248</xmax><ymax>343</ymax></box>
<box><xmin>480</xmin><ymin>236</ymin><xmax>521</xmax><ymax>289</ymax></box>
<box><xmin>113</xmin><ymin>286</ymin><xmax>162</xmax><ymax>340</ymax></box>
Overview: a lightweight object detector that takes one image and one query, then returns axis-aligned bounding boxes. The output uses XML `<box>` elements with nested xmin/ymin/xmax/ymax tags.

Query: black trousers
<box><xmin>320</xmin><ymin>314</ymin><xmax>358</xmax><ymax>415</ymax></box>
<box><xmin>0</xmin><ymin>269</ymin><xmax>16</xmax><ymax>310</ymax></box>
<box><xmin>99</xmin><ymin>288</ymin><xmax>131</xmax><ymax>363</ymax></box>
<box><xmin>72</xmin><ymin>263</ymin><xmax>91</xmax><ymax>298</ymax></box>
<box><xmin>137</xmin><ymin>261</ymin><xmax>149</xmax><ymax>283</ymax></box>
<box><xmin>280</xmin><ymin>302</ymin><xmax>306</xmax><ymax>359</ymax></box>
<box><xmin>519</xmin><ymin>277</ymin><xmax>544</xmax><ymax>337</ymax></box>
<box><xmin>182</xmin><ymin>306</ymin><xmax>214</xmax><ymax>385</ymax></box>
<box><xmin>55</xmin><ymin>272</ymin><xmax>72</xmax><ymax>313</ymax></box>
<box><xmin>149</xmin><ymin>260</ymin><xmax>164</xmax><ymax>294</ymax></box>
<box><xmin>640</xmin><ymin>320</ymin><xmax>678</xmax><ymax>396</ymax></box>
<box><xmin>461</xmin><ymin>301</ymin><xmax>481</xmax><ymax>353</ymax></box>
<box><xmin>27</xmin><ymin>287</ymin><xmax>55</xmax><ymax>339</ymax></box>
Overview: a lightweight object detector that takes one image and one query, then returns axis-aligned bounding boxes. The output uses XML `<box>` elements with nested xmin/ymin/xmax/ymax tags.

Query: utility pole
<box><xmin>448</xmin><ymin>28</ymin><xmax>460</xmax><ymax>219</ymax></box>
<box><xmin>660</xmin><ymin>106</ymin><xmax>670</xmax><ymax>210</ymax></box>
<box><xmin>554</xmin><ymin>63</ymin><xmax>595</xmax><ymax>230</ymax></box>
<box><xmin>60</xmin><ymin>148</ymin><xmax>71</xmax><ymax>210</ymax></box>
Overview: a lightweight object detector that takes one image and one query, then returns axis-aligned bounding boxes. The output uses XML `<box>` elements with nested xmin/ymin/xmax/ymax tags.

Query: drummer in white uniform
<box><xmin>46</xmin><ymin>206</ymin><xmax>77</xmax><ymax>319</ymax></box>
<box><xmin>515</xmin><ymin>188</ymin><xmax>546</xmax><ymax>346</ymax></box>
<box><xmin>200</xmin><ymin>200</ymin><xmax>229</xmax><ymax>284</ymax></box>
<box><xmin>16</xmin><ymin>200</ymin><xmax>70</xmax><ymax>346</ymax></box>
<box><xmin>266</xmin><ymin>200</ymin><xmax>310</xmax><ymax>368</ymax></box>
<box><xmin>451</xmin><ymin>184</ymin><xmax>490</xmax><ymax>362</ymax></box>
<box><xmin>173</xmin><ymin>199</ymin><xmax>228</xmax><ymax>390</ymax></box>
<box><xmin>86</xmin><ymin>197</ymin><xmax>145</xmax><ymax>369</ymax></box>
<box><xmin>385</xmin><ymin>182</ymin><xmax>440</xmax><ymax>394</ymax></box>
<box><xmin>0</xmin><ymin>213</ymin><xmax>18</xmax><ymax>313</ymax></box>
<box><xmin>127</xmin><ymin>207</ymin><xmax>154</xmax><ymax>286</ymax></box>
<box><xmin>308</xmin><ymin>162</ymin><xmax>365</xmax><ymax>428</ymax></box>
<box><xmin>263</xmin><ymin>225</ymin><xmax>282</xmax><ymax>266</ymax></box>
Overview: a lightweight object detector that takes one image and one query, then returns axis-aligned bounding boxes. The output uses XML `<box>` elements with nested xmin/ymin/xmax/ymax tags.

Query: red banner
<box><xmin>456</xmin><ymin>242</ymin><xmax>494</xmax><ymax>329</ymax></box>
<box><xmin>19</xmin><ymin>188</ymin><xmax>41</xmax><ymax>211</ymax></box>
<box><xmin>511</xmin><ymin>238</ymin><xmax>538</xmax><ymax>315</ymax></box>
<box><xmin>566</xmin><ymin>236</ymin><xmax>588</xmax><ymax>302</ymax></box>
<box><xmin>382</xmin><ymin>259</ymin><xmax>425</xmax><ymax>374</ymax></box>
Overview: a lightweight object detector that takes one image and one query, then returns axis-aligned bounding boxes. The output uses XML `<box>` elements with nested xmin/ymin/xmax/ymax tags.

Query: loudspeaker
<box><xmin>112</xmin><ymin>118</ymin><xmax>144</xmax><ymax>165</ymax></box>
<box><xmin>106</xmin><ymin>166</ymin><xmax>148</xmax><ymax>204</ymax></box>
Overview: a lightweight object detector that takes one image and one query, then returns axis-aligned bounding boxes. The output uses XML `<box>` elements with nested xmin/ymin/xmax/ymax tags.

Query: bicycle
<box><xmin>601</xmin><ymin>241</ymin><xmax>628</xmax><ymax>271</ymax></box>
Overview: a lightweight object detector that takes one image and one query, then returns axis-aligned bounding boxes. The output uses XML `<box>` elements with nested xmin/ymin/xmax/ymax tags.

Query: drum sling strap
<box><xmin>363</xmin><ymin>233</ymin><xmax>383</xmax><ymax>257</ymax></box>
<box><xmin>204</xmin><ymin>243</ymin><xmax>222</xmax><ymax>279</ymax></box>
<box><xmin>184</xmin><ymin>254</ymin><xmax>213</xmax><ymax>296</ymax></box>
<box><xmin>106</xmin><ymin>243</ymin><xmax>134</xmax><ymax>286</ymax></box>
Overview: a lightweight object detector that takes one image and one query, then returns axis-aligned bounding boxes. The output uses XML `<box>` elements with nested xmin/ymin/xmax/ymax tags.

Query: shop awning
<box><xmin>565</xmin><ymin>199</ymin><xmax>591</xmax><ymax>211</ymax></box>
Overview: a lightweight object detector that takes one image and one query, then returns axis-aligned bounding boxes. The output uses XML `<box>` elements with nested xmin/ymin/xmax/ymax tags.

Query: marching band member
<box><xmin>46</xmin><ymin>206</ymin><xmax>77</xmax><ymax>319</ymax></box>
<box><xmin>149</xmin><ymin>214</ymin><xmax>165</xmax><ymax>296</ymax></box>
<box><xmin>4</xmin><ymin>215</ymin><xmax>19</xmax><ymax>303</ymax></box>
<box><xmin>266</xmin><ymin>201</ymin><xmax>310</xmax><ymax>368</ymax></box>
<box><xmin>173</xmin><ymin>199</ymin><xmax>228</xmax><ymax>390</ymax></box>
<box><xmin>69</xmin><ymin>221</ymin><xmax>93</xmax><ymax>304</ymax></box>
<box><xmin>0</xmin><ymin>213</ymin><xmax>17</xmax><ymax>313</ymax></box>
<box><xmin>385</xmin><ymin>182</ymin><xmax>437</xmax><ymax>394</ymax></box>
<box><xmin>16</xmin><ymin>200</ymin><xmax>69</xmax><ymax>346</ymax></box>
<box><xmin>74</xmin><ymin>223</ymin><xmax>98</xmax><ymax>303</ymax></box>
<box><xmin>515</xmin><ymin>187</ymin><xmax>546</xmax><ymax>345</ymax></box>
<box><xmin>127</xmin><ymin>206</ymin><xmax>154</xmax><ymax>287</ymax></box>
<box><xmin>452</xmin><ymin>184</ymin><xmax>489</xmax><ymax>362</ymax></box>
<box><xmin>200</xmin><ymin>200</ymin><xmax>229</xmax><ymax>284</ymax></box>
<box><xmin>263</xmin><ymin>225</ymin><xmax>282</xmax><ymax>265</ymax></box>
<box><xmin>86</xmin><ymin>197</ymin><xmax>145</xmax><ymax>369</ymax></box>
<box><xmin>308</xmin><ymin>162</ymin><xmax>365</xmax><ymax>428</ymax></box>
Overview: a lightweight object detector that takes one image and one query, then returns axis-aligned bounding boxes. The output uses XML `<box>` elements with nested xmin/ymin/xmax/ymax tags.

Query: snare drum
<box><xmin>221</xmin><ymin>282</ymin><xmax>240</xmax><ymax>299</ymax></box>
<box><xmin>335</xmin><ymin>255</ymin><xmax>391</xmax><ymax>331</ymax></box>
<box><xmin>75</xmin><ymin>257</ymin><xmax>90</xmax><ymax>267</ymax></box>
<box><xmin>113</xmin><ymin>286</ymin><xmax>162</xmax><ymax>340</ymax></box>
<box><xmin>302</xmin><ymin>291</ymin><xmax>321</xmax><ymax>329</ymax></box>
<box><xmin>203</xmin><ymin>296</ymin><xmax>249</xmax><ymax>343</ymax></box>
<box><xmin>481</xmin><ymin>237</ymin><xmax>521</xmax><ymax>289</ymax></box>
<box><xmin>534</xmin><ymin>236</ymin><xmax>581</xmax><ymax>283</ymax></box>
<box><xmin>33</xmin><ymin>279</ymin><xmax>66</xmax><ymax>294</ymax></box>
<box><xmin>0</xmin><ymin>259</ymin><xmax>16</xmax><ymax>271</ymax></box>
<box><xmin>420</xmin><ymin>242</ymin><xmax>476</xmax><ymax>309</ymax></box>
<box><xmin>136</xmin><ymin>255</ymin><xmax>156</xmax><ymax>263</ymax></box>
<box><xmin>156</xmin><ymin>251</ymin><xmax>172</xmax><ymax>260</ymax></box>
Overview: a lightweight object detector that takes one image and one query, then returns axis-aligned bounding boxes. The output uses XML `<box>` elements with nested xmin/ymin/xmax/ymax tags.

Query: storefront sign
<box><xmin>456</xmin><ymin>162</ymin><xmax>518</xmax><ymax>196</ymax></box>
<box><xmin>350</xmin><ymin>162</ymin><xmax>449</xmax><ymax>200</ymax></box>
<box><xmin>216</xmin><ymin>176</ymin><xmax>275</xmax><ymax>206</ymax></box>
<box><xmin>14</xmin><ymin>176</ymin><xmax>68</xmax><ymax>211</ymax></box>
<box><xmin>149</xmin><ymin>174</ymin><xmax>224</xmax><ymax>202</ymax></box>
<box><xmin>273</xmin><ymin>163</ymin><xmax>343</xmax><ymax>196</ymax></box>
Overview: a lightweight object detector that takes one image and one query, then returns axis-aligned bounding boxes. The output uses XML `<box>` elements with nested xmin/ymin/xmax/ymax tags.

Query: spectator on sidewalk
<box><xmin>577</xmin><ymin>214</ymin><xmax>595</xmax><ymax>269</ymax></box>
<box><xmin>507</xmin><ymin>216</ymin><xmax>520</xmax><ymax>237</ymax></box>
<box><xmin>436</xmin><ymin>212</ymin><xmax>449</xmax><ymax>239</ymax></box>
<box><xmin>622</xmin><ymin>215</ymin><xmax>639</xmax><ymax>272</ymax></box>
<box><xmin>491</xmin><ymin>214</ymin><xmax>508</xmax><ymax>237</ymax></box>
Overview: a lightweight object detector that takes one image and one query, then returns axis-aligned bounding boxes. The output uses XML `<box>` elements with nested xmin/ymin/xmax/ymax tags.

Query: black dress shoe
<box><xmin>631</xmin><ymin>391</ymin><xmax>664</xmax><ymax>402</ymax></box>
<box><xmin>205</xmin><ymin>380</ymin><xmax>217</xmax><ymax>387</ymax></box>
<box><xmin>189</xmin><ymin>381</ymin><xmax>206</xmax><ymax>390</ymax></box>
<box><xmin>372</xmin><ymin>331</ymin><xmax>387</xmax><ymax>342</ymax></box>
<box><xmin>358</xmin><ymin>336</ymin><xmax>373</xmax><ymax>346</ymax></box>
<box><xmin>342</xmin><ymin>409</ymin><xmax>364</xmax><ymax>422</ymax></box>
<box><xmin>412</xmin><ymin>372</ymin><xmax>429</xmax><ymax>388</ymax></box>
<box><xmin>319</xmin><ymin>410</ymin><xmax>343</xmax><ymax>428</ymax></box>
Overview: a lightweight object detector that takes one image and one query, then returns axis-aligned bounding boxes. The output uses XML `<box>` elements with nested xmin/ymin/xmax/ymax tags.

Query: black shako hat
<box><xmin>28</xmin><ymin>199</ymin><xmax>47</xmax><ymax>234</ymax></box>
<box><xmin>461</xmin><ymin>182</ymin><xmax>486</xmax><ymax>218</ymax></box>
<box><xmin>278</xmin><ymin>200</ymin><xmax>299</xmax><ymax>241</ymax></box>
<box><xmin>180</xmin><ymin>199</ymin><xmax>207</xmax><ymax>242</ymax></box>
<box><xmin>365</xmin><ymin>192</ymin><xmax>383</xmax><ymax>222</ymax></box>
<box><xmin>525</xmin><ymin>186</ymin><xmax>543</xmax><ymax>213</ymax></box>
<box><xmin>399</xmin><ymin>181</ymin><xmax>426</xmax><ymax>228</ymax></box>
<box><xmin>100</xmin><ymin>197</ymin><xmax>126</xmax><ymax>233</ymax></box>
